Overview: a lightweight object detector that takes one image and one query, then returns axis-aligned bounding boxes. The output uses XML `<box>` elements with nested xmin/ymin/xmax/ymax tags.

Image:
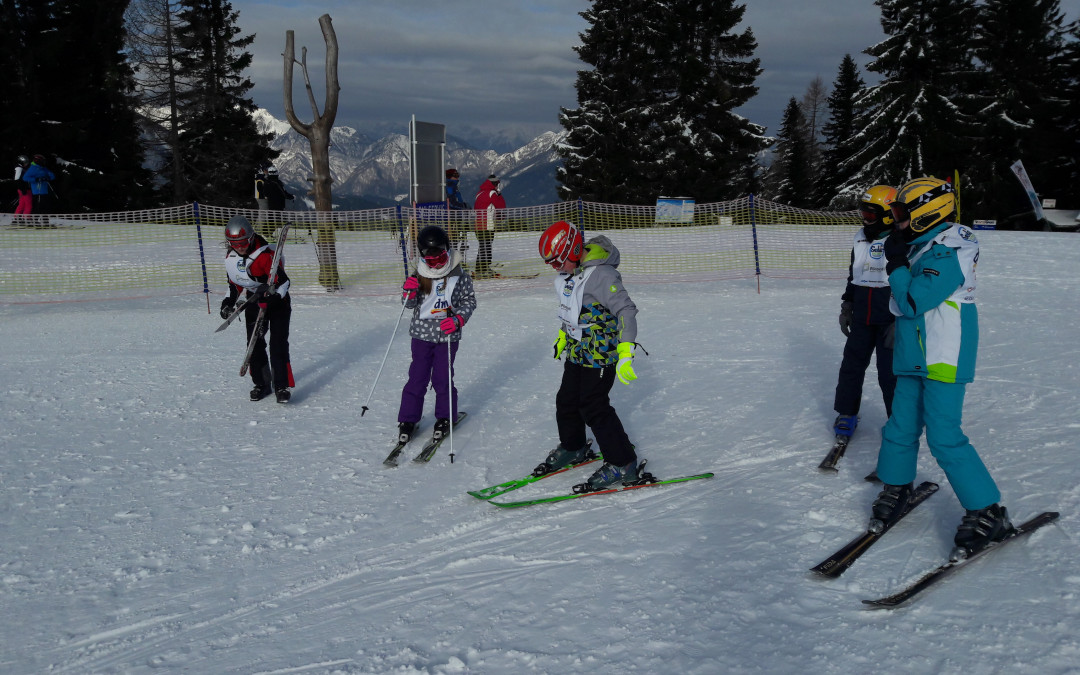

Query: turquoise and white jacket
<box><xmin>887</xmin><ymin>223</ymin><xmax>979</xmax><ymax>384</ymax></box>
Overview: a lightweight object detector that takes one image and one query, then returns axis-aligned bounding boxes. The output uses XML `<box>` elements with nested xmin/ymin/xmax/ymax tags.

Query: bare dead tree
<box><xmin>283</xmin><ymin>13</ymin><xmax>341</xmax><ymax>291</ymax></box>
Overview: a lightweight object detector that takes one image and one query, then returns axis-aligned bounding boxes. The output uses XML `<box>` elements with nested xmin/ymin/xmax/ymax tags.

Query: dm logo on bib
<box><xmin>869</xmin><ymin>241</ymin><xmax>884</xmax><ymax>259</ymax></box>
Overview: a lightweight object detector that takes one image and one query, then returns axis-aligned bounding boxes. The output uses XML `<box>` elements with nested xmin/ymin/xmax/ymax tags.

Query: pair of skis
<box><xmin>383</xmin><ymin>411</ymin><xmax>468</xmax><ymax>466</ymax></box>
<box><xmin>810</xmin><ymin>479</ymin><xmax>1059</xmax><ymax>607</ymax></box>
<box><xmin>467</xmin><ymin>446</ymin><xmax>714</xmax><ymax>508</ymax></box>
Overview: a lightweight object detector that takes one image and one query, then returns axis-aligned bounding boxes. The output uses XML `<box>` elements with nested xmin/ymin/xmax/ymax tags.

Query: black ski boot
<box><xmin>432</xmin><ymin>418</ymin><xmax>451</xmax><ymax>442</ymax></box>
<box><xmin>535</xmin><ymin>443</ymin><xmax>589</xmax><ymax>475</ymax></box>
<box><xmin>250</xmin><ymin>384</ymin><xmax>272</xmax><ymax>401</ymax></box>
<box><xmin>868</xmin><ymin>482</ymin><xmax>914</xmax><ymax>534</ymax></box>
<box><xmin>275</xmin><ymin>388</ymin><xmax>291</xmax><ymax>404</ymax></box>
<box><xmin>951</xmin><ymin>503</ymin><xmax>1015</xmax><ymax>561</ymax></box>
<box><xmin>397</xmin><ymin>421</ymin><xmax>416</xmax><ymax>444</ymax></box>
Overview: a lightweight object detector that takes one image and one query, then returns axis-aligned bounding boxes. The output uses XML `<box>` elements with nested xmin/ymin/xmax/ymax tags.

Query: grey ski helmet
<box><xmin>16</xmin><ymin>155</ymin><xmax>29</xmax><ymax>166</ymax></box>
<box><xmin>225</xmin><ymin>215</ymin><xmax>254</xmax><ymax>249</ymax></box>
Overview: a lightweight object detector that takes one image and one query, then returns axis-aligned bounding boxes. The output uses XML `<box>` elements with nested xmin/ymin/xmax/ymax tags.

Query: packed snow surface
<box><xmin>1</xmin><ymin>231</ymin><xmax>1077</xmax><ymax>674</ymax></box>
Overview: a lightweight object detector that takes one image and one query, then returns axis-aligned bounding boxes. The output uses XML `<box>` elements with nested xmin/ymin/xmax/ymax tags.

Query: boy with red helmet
<box><xmin>536</xmin><ymin>221</ymin><xmax>642</xmax><ymax>490</ymax></box>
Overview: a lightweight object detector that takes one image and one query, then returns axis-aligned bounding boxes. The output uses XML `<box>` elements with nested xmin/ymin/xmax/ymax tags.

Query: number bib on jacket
<box><xmin>555</xmin><ymin>267</ymin><xmax>596</xmax><ymax>341</ymax></box>
<box><xmin>225</xmin><ymin>244</ymin><xmax>272</xmax><ymax>290</ymax></box>
<box><xmin>851</xmin><ymin>229</ymin><xmax>890</xmax><ymax>288</ymax></box>
<box><xmin>418</xmin><ymin>275</ymin><xmax>459</xmax><ymax>321</ymax></box>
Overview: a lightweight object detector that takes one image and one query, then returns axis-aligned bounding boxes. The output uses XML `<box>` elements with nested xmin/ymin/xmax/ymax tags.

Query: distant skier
<box><xmin>396</xmin><ymin>225</ymin><xmax>477</xmax><ymax>446</ymax></box>
<box><xmin>536</xmin><ymin>220</ymin><xmax>641</xmax><ymax>490</ymax></box>
<box><xmin>219</xmin><ymin>215</ymin><xmax>294</xmax><ymax>403</ymax></box>
<box><xmin>869</xmin><ymin>177</ymin><xmax>1014</xmax><ymax>561</ymax></box>
<box><xmin>22</xmin><ymin>154</ymin><xmax>55</xmax><ymax>218</ymax></box>
<box><xmin>472</xmin><ymin>174</ymin><xmax>505</xmax><ymax>278</ymax></box>
<box><xmin>831</xmin><ymin>185</ymin><xmax>898</xmax><ymax>444</ymax></box>
<box><xmin>13</xmin><ymin>155</ymin><xmax>32</xmax><ymax>216</ymax></box>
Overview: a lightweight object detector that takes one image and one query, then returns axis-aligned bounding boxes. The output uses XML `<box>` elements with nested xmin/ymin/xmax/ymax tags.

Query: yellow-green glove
<box><xmin>616</xmin><ymin>342</ymin><xmax>637</xmax><ymax>385</ymax></box>
<box><xmin>553</xmin><ymin>329</ymin><xmax>567</xmax><ymax>360</ymax></box>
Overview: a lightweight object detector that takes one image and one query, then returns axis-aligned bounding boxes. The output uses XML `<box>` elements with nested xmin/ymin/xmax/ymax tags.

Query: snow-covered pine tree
<box><xmin>966</xmin><ymin>0</ymin><xmax>1072</xmax><ymax>223</ymax></box>
<box><xmin>833</xmin><ymin>0</ymin><xmax>981</xmax><ymax>205</ymax></box>
<box><xmin>817</xmin><ymin>55</ymin><xmax>865</xmax><ymax>209</ymax></box>
<box><xmin>764</xmin><ymin>98</ymin><xmax>814</xmax><ymax>208</ymax></box>
<box><xmin>1060</xmin><ymin>22</ymin><xmax>1080</xmax><ymax>206</ymax></box>
<box><xmin>557</xmin><ymin>0</ymin><xmax>768</xmax><ymax>204</ymax></box>
<box><xmin>173</xmin><ymin>0</ymin><xmax>276</xmax><ymax>207</ymax></box>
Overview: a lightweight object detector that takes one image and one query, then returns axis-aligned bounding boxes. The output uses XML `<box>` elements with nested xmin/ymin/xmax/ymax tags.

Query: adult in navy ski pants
<box><xmin>399</xmin><ymin>338</ymin><xmax>458</xmax><ymax>423</ymax></box>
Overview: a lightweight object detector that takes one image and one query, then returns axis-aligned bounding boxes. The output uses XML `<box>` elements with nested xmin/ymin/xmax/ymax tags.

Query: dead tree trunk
<box><xmin>283</xmin><ymin>14</ymin><xmax>341</xmax><ymax>291</ymax></box>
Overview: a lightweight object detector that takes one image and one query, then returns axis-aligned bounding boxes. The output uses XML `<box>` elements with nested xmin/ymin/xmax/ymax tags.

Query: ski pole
<box><xmin>361</xmin><ymin>301</ymin><xmax>408</xmax><ymax>416</ymax></box>
<box><xmin>447</xmin><ymin>327</ymin><xmax>455</xmax><ymax>463</ymax></box>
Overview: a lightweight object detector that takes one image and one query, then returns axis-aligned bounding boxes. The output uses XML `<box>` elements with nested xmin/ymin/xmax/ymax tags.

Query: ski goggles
<box><xmin>422</xmin><ymin>249</ymin><xmax>449</xmax><ymax>269</ymax></box>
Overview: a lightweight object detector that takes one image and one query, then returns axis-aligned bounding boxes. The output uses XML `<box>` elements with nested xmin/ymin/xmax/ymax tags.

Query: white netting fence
<box><xmin>0</xmin><ymin>197</ymin><xmax>859</xmax><ymax>302</ymax></box>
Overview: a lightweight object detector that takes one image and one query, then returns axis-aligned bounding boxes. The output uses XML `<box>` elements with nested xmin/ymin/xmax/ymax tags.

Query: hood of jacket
<box><xmin>579</xmin><ymin>234</ymin><xmax>620</xmax><ymax>269</ymax></box>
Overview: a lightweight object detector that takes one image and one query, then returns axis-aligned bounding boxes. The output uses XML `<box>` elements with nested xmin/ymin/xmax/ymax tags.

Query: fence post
<box><xmin>749</xmin><ymin>194</ymin><xmax>761</xmax><ymax>293</ymax></box>
<box><xmin>577</xmin><ymin>198</ymin><xmax>585</xmax><ymax>238</ymax></box>
<box><xmin>193</xmin><ymin>202</ymin><xmax>211</xmax><ymax>311</ymax></box>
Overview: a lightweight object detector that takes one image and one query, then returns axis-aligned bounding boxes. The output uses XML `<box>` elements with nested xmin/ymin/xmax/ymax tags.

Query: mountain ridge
<box><xmin>255</xmin><ymin>109</ymin><xmax>565</xmax><ymax>209</ymax></box>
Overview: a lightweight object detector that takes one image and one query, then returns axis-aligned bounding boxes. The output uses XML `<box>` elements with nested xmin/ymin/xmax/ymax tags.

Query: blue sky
<box><xmin>234</xmin><ymin>0</ymin><xmax>1080</xmax><ymax>140</ymax></box>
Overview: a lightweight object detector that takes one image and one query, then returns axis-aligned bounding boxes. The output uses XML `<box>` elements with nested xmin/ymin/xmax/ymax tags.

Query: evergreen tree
<box><xmin>967</xmin><ymin>0</ymin><xmax>1071</xmax><ymax>223</ymax></box>
<box><xmin>126</xmin><ymin>0</ymin><xmax>187</xmax><ymax>204</ymax></box>
<box><xmin>817</xmin><ymin>55</ymin><xmax>864</xmax><ymax>208</ymax></box>
<box><xmin>2</xmin><ymin>0</ymin><xmax>155</xmax><ymax>211</ymax></box>
<box><xmin>764</xmin><ymin>98</ymin><xmax>814</xmax><ymax>208</ymax></box>
<box><xmin>173</xmin><ymin>0</ymin><xmax>275</xmax><ymax>206</ymax></box>
<box><xmin>1060</xmin><ymin>21</ymin><xmax>1080</xmax><ymax>206</ymax></box>
<box><xmin>834</xmin><ymin>0</ymin><xmax>981</xmax><ymax>205</ymax></box>
<box><xmin>557</xmin><ymin>0</ymin><xmax>768</xmax><ymax>204</ymax></box>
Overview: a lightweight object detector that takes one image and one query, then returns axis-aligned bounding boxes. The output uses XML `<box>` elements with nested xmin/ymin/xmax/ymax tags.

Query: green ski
<box><xmin>467</xmin><ymin>442</ymin><xmax>600</xmax><ymax>500</ymax></box>
<box><xmin>486</xmin><ymin>472</ymin><xmax>714</xmax><ymax>509</ymax></box>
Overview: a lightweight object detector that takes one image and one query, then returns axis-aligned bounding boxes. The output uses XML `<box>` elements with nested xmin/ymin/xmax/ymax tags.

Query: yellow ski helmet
<box><xmin>891</xmin><ymin>177</ymin><xmax>956</xmax><ymax>239</ymax></box>
<box><xmin>858</xmin><ymin>185</ymin><xmax>897</xmax><ymax>235</ymax></box>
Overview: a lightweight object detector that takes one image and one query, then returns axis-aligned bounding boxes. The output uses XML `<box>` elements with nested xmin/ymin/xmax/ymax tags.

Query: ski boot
<box><xmin>868</xmin><ymin>482</ymin><xmax>914</xmax><ymax>534</ymax></box>
<box><xmin>432</xmin><ymin>418</ymin><xmax>451</xmax><ymax>442</ymax></box>
<box><xmin>250</xmin><ymin>384</ymin><xmax>272</xmax><ymax>401</ymax></box>
<box><xmin>535</xmin><ymin>443</ymin><xmax>589</xmax><ymax>476</ymax></box>
<box><xmin>584</xmin><ymin>460</ymin><xmax>640</xmax><ymax>491</ymax></box>
<box><xmin>951</xmin><ymin>503</ymin><xmax>1015</xmax><ymax>561</ymax></box>
<box><xmin>833</xmin><ymin>414</ymin><xmax>858</xmax><ymax>438</ymax></box>
<box><xmin>275</xmin><ymin>388</ymin><xmax>291</xmax><ymax>404</ymax></box>
<box><xmin>397</xmin><ymin>421</ymin><xmax>417</xmax><ymax>444</ymax></box>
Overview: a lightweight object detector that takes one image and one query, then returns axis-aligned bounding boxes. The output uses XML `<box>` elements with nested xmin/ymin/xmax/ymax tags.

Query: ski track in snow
<box><xmin>0</xmin><ymin>231</ymin><xmax>1078</xmax><ymax>674</ymax></box>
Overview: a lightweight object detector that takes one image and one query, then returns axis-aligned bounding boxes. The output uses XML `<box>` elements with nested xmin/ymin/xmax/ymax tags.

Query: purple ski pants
<box><xmin>398</xmin><ymin>337</ymin><xmax>459</xmax><ymax>423</ymax></box>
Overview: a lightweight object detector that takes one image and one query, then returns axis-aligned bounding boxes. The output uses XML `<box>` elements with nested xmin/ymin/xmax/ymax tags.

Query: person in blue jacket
<box><xmin>22</xmin><ymin>154</ymin><xmax>55</xmax><ymax>215</ymax></box>
<box><xmin>868</xmin><ymin>177</ymin><xmax>1013</xmax><ymax>561</ymax></box>
<box><xmin>444</xmin><ymin>168</ymin><xmax>470</xmax><ymax>269</ymax></box>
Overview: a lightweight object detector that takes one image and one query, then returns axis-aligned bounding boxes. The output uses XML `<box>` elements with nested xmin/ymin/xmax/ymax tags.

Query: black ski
<box><xmin>862</xmin><ymin>511</ymin><xmax>1060</xmax><ymax>608</ymax></box>
<box><xmin>818</xmin><ymin>435</ymin><xmax>851</xmax><ymax>472</ymax></box>
<box><xmin>810</xmin><ymin>481</ymin><xmax>940</xmax><ymax>578</ymax></box>
<box><xmin>412</xmin><ymin>411</ymin><xmax>468</xmax><ymax>463</ymax></box>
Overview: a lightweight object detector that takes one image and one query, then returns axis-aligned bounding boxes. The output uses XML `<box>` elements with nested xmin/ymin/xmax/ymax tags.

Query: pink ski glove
<box><xmin>402</xmin><ymin>275</ymin><xmax>420</xmax><ymax>300</ymax></box>
<box><xmin>440</xmin><ymin>315</ymin><xmax>464</xmax><ymax>334</ymax></box>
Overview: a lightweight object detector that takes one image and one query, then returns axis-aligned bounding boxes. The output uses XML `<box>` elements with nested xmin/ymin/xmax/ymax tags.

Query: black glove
<box><xmin>839</xmin><ymin>301</ymin><xmax>853</xmax><ymax>337</ymax></box>
<box><xmin>249</xmin><ymin>283</ymin><xmax>270</xmax><ymax>302</ymax></box>
<box><xmin>883</xmin><ymin>234</ymin><xmax>909</xmax><ymax>275</ymax></box>
<box><xmin>219</xmin><ymin>297</ymin><xmax>235</xmax><ymax>320</ymax></box>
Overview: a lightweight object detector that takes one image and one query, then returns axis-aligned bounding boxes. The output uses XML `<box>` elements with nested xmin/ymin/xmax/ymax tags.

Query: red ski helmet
<box><xmin>538</xmin><ymin>220</ymin><xmax>583</xmax><ymax>269</ymax></box>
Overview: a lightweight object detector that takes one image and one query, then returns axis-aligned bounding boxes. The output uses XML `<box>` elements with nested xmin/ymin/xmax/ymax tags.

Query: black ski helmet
<box><xmin>416</xmin><ymin>225</ymin><xmax>450</xmax><ymax>257</ymax></box>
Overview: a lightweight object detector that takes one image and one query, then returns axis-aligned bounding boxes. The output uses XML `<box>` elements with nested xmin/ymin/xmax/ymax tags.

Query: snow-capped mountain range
<box><xmin>254</xmin><ymin>109</ymin><xmax>566</xmax><ymax>209</ymax></box>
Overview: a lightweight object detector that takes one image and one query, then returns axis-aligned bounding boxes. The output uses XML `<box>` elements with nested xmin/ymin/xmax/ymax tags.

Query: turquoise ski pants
<box><xmin>876</xmin><ymin>376</ymin><xmax>1001</xmax><ymax>510</ymax></box>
